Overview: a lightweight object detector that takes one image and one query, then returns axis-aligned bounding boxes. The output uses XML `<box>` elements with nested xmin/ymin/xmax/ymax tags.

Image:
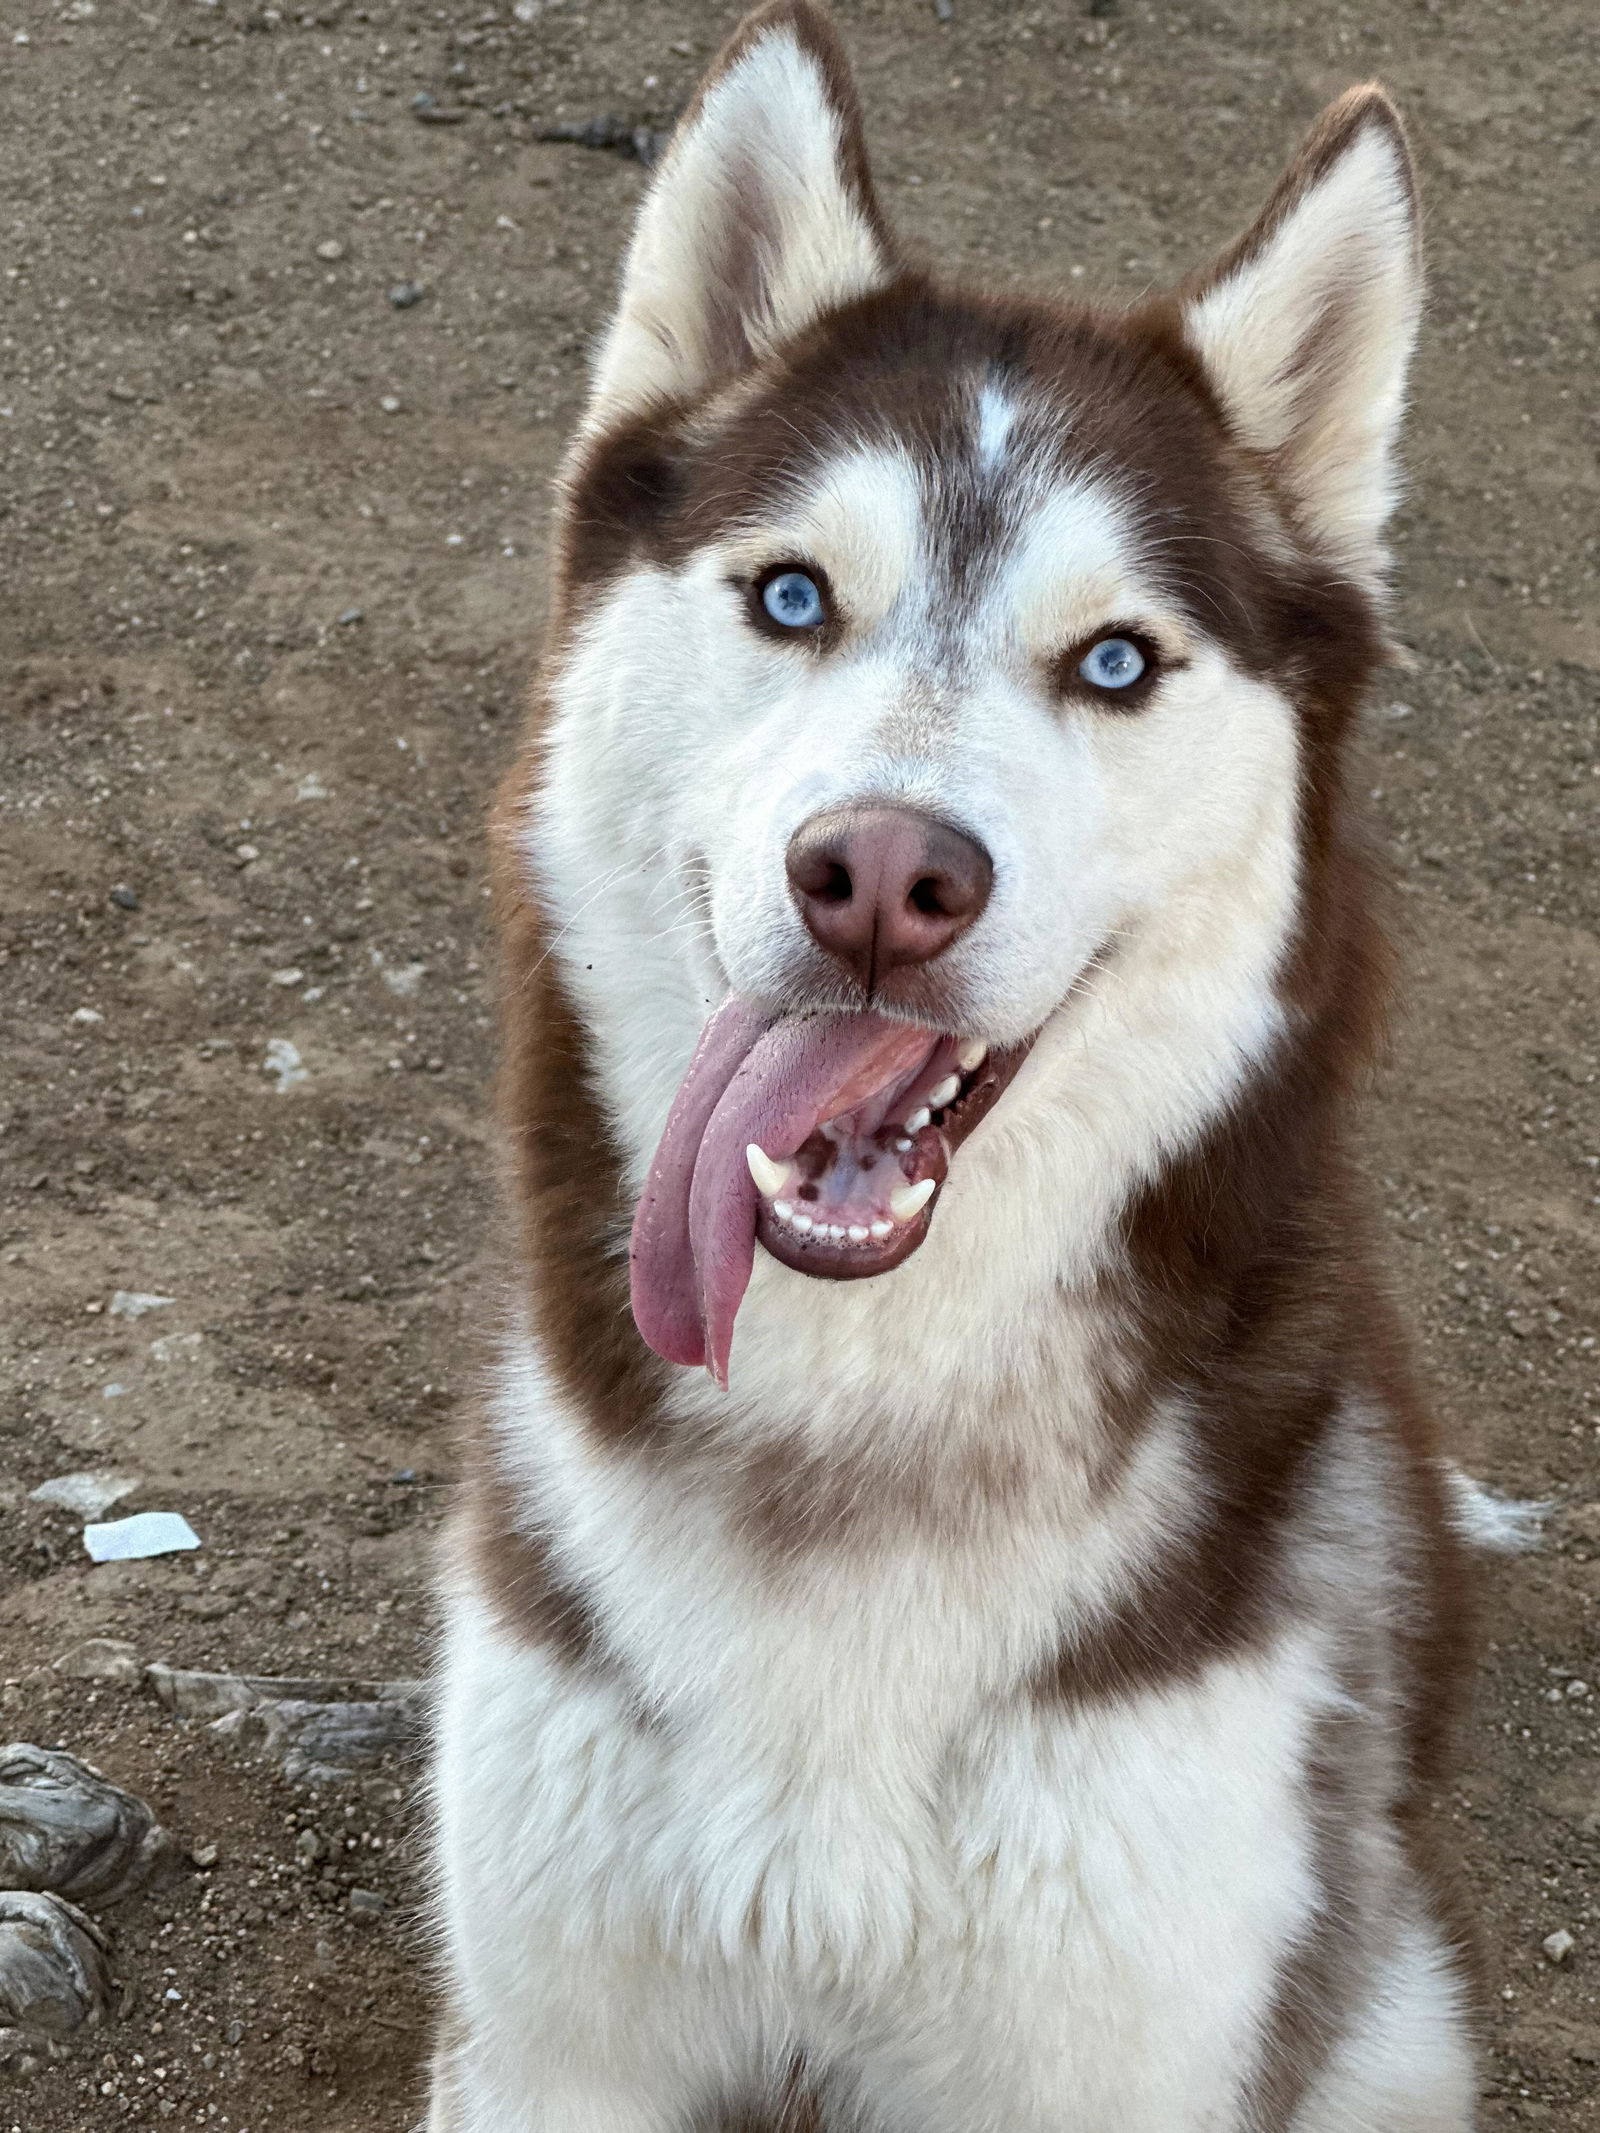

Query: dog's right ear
<box><xmin>583</xmin><ymin>2</ymin><xmax>895</xmax><ymax>431</ymax></box>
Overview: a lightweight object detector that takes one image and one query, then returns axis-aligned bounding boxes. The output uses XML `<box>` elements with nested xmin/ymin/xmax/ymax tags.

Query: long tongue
<box><xmin>629</xmin><ymin>1000</ymin><xmax>935</xmax><ymax>1386</ymax></box>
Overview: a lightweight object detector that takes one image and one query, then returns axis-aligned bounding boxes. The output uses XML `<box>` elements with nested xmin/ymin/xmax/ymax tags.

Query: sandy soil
<box><xmin>1</xmin><ymin>0</ymin><xmax>1595</xmax><ymax>2125</ymax></box>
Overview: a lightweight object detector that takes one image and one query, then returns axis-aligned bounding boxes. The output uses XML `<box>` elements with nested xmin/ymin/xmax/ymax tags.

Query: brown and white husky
<box><xmin>427</xmin><ymin>7</ymin><xmax>1527</xmax><ymax>2126</ymax></box>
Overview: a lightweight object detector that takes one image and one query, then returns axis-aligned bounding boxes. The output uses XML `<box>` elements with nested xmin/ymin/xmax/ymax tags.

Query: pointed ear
<box><xmin>1179</xmin><ymin>88</ymin><xmax>1422</xmax><ymax>589</ymax></box>
<box><xmin>584</xmin><ymin>1</ymin><xmax>895</xmax><ymax>429</ymax></box>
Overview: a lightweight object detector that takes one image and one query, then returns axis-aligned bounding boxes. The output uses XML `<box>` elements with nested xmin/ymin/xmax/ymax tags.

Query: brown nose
<box><xmin>785</xmin><ymin>804</ymin><xmax>993</xmax><ymax>994</ymax></box>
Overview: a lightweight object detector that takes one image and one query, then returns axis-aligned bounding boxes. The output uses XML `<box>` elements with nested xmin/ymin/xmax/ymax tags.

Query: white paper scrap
<box><xmin>84</xmin><ymin>1511</ymin><xmax>202</xmax><ymax>1563</ymax></box>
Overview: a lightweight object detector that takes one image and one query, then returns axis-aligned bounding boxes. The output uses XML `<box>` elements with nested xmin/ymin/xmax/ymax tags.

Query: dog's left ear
<box><xmin>1179</xmin><ymin>87</ymin><xmax>1421</xmax><ymax>589</ymax></box>
<box><xmin>584</xmin><ymin>1</ymin><xmax>895</xmax><ymax>431</ymax></box>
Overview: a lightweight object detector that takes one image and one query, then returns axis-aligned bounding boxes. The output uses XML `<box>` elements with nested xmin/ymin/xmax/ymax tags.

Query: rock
<box><xmin>387</xmin><ymin>280</ymin><xmax>425</xmax><ymax>310</ymax></box>
<box><xmin>189</xmin><ymin>1842</ymin><xmax>218</xmax><ymax>1870</ymax></box>
<box><xmin>336</xmin><ymin>606</ymin><xmax>364</xmax><ymax>626</ymax></box>
<box><xmin>314</xmin><ymin>239</ymin><xmax>344</xmax><ymax>261</ymax></box>
<box><xmin>29</xmin><ymin>1472</ymin><xmax>140</xmax><ymax>1518</ymax></box>
<box><xmin>1543</xmin><ymin>1928</ymin><xmax>1576</xmax><ymax>1964</ymax></box>
<box><xmin>535</xmin><ymin>112</ymin><xmax>671</xmax><ymax>165</ymax></box>
<box><xmin>262</xmin><ymin>1037</ymin><xmax>306</xmax><ymax>1092</ymax></box>
<box><xmin>108</xmin><ymin>1290</ymin><xmax>173</xmax><ymax>1320</ymax></box>
<box><xmin>210</xmin><ymin>1696</ymin><xmax>419</xmax><ymax>1785</ymax></box>
<box><xmin>0</xmin><ymin>1892</ymin><xmax>113</xmax><ymax>2054</ymax></box>
<box><xmin>51</xmin><ymin>1638</ymin><xmax>143</xmax><ymax>1688</ymax></box>
<box><xmin>108</xmin><ymin>884</ymin><xmax>139</xmax><ymax>911</ymax></box>
<box><xmin>411</xmin><ymin>91</ymin><xmax>469</xmax><ymax>125</ymax></box>
<box><xmin>0</xmin><ymin>1745</ymin><xmax>175</xmax><ymax>1907</ymax></box>
<box><xmin>146</xmin><ymin>1663</ymin><xmax>419</xmax><ymax>1720</ymax></box>
<box><xmin>347</xmin><ymin>1887</ymin><xmax>386</xmax><ymax>1920</ymax></box>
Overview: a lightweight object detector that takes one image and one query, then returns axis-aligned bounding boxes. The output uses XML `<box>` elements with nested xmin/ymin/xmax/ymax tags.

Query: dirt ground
<box><xmin>0</xmin><ymin>0</ymin><xmax>1594</xmax><ymax>2125</ymax></box>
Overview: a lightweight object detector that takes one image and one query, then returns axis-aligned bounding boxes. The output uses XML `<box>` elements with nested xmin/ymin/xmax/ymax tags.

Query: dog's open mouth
<box><xmin>629</xmin><ymin>999</ymin><xmax>1034</xmax><ymax>1384</ymax></box>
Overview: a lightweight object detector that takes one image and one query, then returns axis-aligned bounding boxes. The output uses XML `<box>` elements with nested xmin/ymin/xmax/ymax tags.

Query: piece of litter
<box><xmin>83</xmin><ymin>1512</ymin><xmax>201</xmax><ymax>1564</ymax></box>
<box><xmin>71</xmin><ymin>1007</ymin><xmax>104</xmax><ymax>1026</ymax></box>
<box><xmin>109</xmin><ymin>1291</ymin><xmax>173</xmax><ymax>1320</ymax></box>
<box><xmin>28</xmin><ymin>1472</ymin><xmax>140</xmax><ymax>1518</ymax></box>
<box><xmin>263</xmin><ymin>1037</ymin><xmax>307</xmax><ymax>1092</ymax></box>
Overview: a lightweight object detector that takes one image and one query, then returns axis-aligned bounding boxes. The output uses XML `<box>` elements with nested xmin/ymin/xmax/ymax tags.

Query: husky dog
<box><xmin>430</xmin><ymin>6</ymin><xmax>1488</xmax><ymax>2125</ymax></box>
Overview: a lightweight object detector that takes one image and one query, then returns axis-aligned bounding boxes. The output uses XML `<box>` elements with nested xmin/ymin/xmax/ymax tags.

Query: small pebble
<box><xmin>109</xmin><ymin>884</ymin><xmax>139</xmax><ymax>911</ymax></box>
<box><xmin>379</xmin><ymin>395</ymin><xmax>401</xmax><ymax>414</ymax></box>
<box><xmin>1543</xmin><ymin>1928</ymin><xmax>1576</xmax><ymax>1964</ymax></box>
<box><xmin>315</xmin><ymin>239</ymin><xmax>344</xmax><ymax>261</ymax></box>
<box><xmin>387</xmin><ymin>280</ymin><xmax>425</xmax><ymax>310</ymax></box>
<box><xmin>412</xmin><ymin>91</ymin><xmax>468</xmax><ymax>125</ymax></box>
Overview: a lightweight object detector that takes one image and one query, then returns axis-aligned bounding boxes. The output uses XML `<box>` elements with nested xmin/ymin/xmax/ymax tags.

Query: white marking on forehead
<box><xmin>975</xmin><ymin>384</ymin><xmax>1017</xmax><ymax>474</ymax></box>
<box><xmin>716</xmin><ymin>443</ymin><xmax>922</xmax><ymax>634</ymax></box>
<box><xmin>1004</xmin><ymin>475</ymin><xmax>1180</xmax><ymax>657</ymax></box>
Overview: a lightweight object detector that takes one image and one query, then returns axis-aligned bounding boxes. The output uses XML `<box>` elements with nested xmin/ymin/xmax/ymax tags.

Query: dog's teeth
<box><xmin>745</xmin><ymin>1144</ymin><xmax>789</xmax><ymax>1198</ymax></box>
<box><xmin>957</xmin><ymin>1039</ymin><xmax>987</xmax><ymax>1072</ymax></box>
<box><xmin>889</xmin><ymin>1178</ymin><xmax>936</xmax><ymax>1223</ymax></box>
<box><xmin>827</xmin><ymin>1224</ymin><xmax>847</xmax><ymax>1241</ymax></box>
<box><xmin>869</xmin><ymin>1220</ymin><xmax>892</xmax><ymax>1240</ymax></box>
<box><xmin>904</xmin><ymin>1107</ymin><xmax>931</xmax><ymax>1135</ymax></box>
<box><xmin>928</xmin><ymin>1075</ymin><xmax>960</xmax><ymax>1110</ymax></box>
<box><xmin>791</xmin><ymin>1213</ymin><xmax>813</xmax><ymax>1233</ymax></box>
<box><xmin>774</xmin><ymin>1201</ymin><xmax>793</xmax><ymax>1222</ymax></box>
<box><xmin>847</xmin><ymin>1225</ymin><xmax>869</xmax><ymax>1242</ymax></box>
<box><xmin>895</xmin><ymin>1137</ymin><xmax>913</xmax><ymax>1154</ymax></box>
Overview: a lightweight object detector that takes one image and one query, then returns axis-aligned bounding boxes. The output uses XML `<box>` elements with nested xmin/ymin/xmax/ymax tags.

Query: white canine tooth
<box><xmin>774</xmin><ymin>1201</ymin><xmax>793</xmax><ymax>1221</ymax></box>
<box><xmin>904</xmin><ymin>1107</ymin><xmax>931</xmax><ymax>1135</ymax></box>
<box><xmin>895</xmin><ymin>1137</ymin><xmax>913</xmax><ymax>1154</ymax></box>
<box><xmin>889</xmin><ymin>1177</ymin><xmax>936</xmax><ymax>1223</ymax></box>
<box><xmin>745</xmin><ymin>1144</ymin><xmax>789</xmax><ymax>1198</ymax></box>
<box><xmin>791</xmin><ymin>1213</ymin><xmax>813</xmax><ymax>1233</ymax></box>
<box><xmin>957</xmin><ymin>1039</ymin><xmax>987</xmax><ymax>1072</ymax></box>
<box><xmin>847</xmin><ymin>1225</ymin><xmax>869</xmax><ymax>1242</ymax></box>
<box><xmin>869</xmin><ymin>1220</ymin><xmax>892</xmax><ymax>1240</ymax></box>
<box><xmin>928</xmin><ymin>1075</ymin><xmax>960</xmax><ymax>1110</ymax></box>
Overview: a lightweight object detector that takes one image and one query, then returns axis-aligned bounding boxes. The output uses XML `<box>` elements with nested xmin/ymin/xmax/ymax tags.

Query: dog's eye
<box><xmin>1078</xmin><ymin>637</ymin><xmax>1147</xmax><ymax>691</ymax></box>
<box><xmin>760</xmin><ymin>570</ymin><xmax>827</xmax><ymax>630</ymax></box>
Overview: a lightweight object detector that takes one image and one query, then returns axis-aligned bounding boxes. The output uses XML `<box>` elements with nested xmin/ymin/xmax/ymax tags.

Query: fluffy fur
<box><xmin>427</xmin><ymin>7</ymin><xmax>1490</xmax><ymax>2127</ymax></box>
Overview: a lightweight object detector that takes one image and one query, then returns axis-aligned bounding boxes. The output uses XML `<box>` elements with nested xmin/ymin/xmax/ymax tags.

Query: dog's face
<box><xmin>532</xmin><ymin>3</ymin><xmax>1420</xmax><ymax>1383</ymax></box>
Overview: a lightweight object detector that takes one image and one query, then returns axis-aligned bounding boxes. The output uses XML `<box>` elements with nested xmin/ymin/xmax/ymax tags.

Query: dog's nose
<box><xmin>785</xmin><ymin>804</ymin><xmax>993</xmax><ymax>993</ymax></box>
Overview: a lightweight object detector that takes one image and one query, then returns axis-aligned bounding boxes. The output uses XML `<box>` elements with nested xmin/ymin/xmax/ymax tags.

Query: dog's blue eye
<box><xmin>761</xmin><ymin>571</ymin><xmax>826</xmax><ymax>630</ymax></box>
<box><xmin>1078</xmin><ymin>637</ymin><xmax>1147</xmax><ymax>691</ymax></box>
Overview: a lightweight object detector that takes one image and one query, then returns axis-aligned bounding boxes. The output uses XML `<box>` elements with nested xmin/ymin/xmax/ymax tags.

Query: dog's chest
<box><xmin>447</xmin><ymin>1485</ymin><xmax>1327</xmax><ymax>2025</ymax></box>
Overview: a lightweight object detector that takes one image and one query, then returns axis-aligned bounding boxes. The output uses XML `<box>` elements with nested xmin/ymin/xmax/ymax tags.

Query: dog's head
<box><xmin>530</xmin><ymin>2</ymin><xmax>1420</xmax><ymax>1384</ymax></box>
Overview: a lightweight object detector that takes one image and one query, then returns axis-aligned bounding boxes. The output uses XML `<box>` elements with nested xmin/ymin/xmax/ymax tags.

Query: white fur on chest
<box><xmin>432</xmin><ymin>1345</ymin><xmax>1336</xmax><ymax>2130</ymax></box>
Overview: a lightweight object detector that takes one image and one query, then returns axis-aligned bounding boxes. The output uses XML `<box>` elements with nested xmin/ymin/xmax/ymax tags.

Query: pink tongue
<box><xmin>629</xmin><ymin>999</ymin><xmax>935</xmax><ymax>1386</ymax></box>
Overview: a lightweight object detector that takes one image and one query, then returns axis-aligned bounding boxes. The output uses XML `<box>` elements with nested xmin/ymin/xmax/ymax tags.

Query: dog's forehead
<box><xmin>673</xmin><ymin>297</ymin><xmax>1264</xmax><ymax>657</ymax></box>
<box><xmin>700</xmin><ymin>362</ymin><xmax>1177</xmax><ymax>654</ymax></box>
